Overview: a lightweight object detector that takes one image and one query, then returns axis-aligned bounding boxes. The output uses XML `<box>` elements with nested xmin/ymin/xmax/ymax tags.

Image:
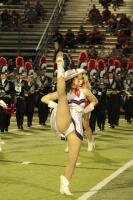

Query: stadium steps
<box><xmin>0</xmin><ymin>0</ymin><xmax>57</xmax><ymax>58</ymax></box>
<box><xmin>45</xmin><ymin>0</ymin><xmax>133</xmax><ymax>75</ymax></box>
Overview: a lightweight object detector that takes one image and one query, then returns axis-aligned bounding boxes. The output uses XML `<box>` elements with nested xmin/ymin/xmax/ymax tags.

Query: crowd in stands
<box><xmin>0</xmin><ymin>0</ymin><xmax>47</xmax><ymax>30</ymax></box>
<box><xmin>99</xmin><ymin>0</ymin><xmax>124</xmax><ymax>10</ymax></box>
<box><xmin>52</xmin><ymin>25</ymin><xmax>105</xmax><ymax>50</ymax></box>
<box><xmin>51</xmin><ymin>1</ymin><xmax>133</xmax><ymax>57</ymax></box>
<box><xmin>1</xmin><ymin>0</ymin><xmax>21</xmax><ymax>4</ymax></box>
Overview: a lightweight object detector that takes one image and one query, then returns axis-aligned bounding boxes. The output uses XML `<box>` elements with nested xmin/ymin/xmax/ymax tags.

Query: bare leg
<box><xmin>56</xmin><ymin>52</ymin><xmax>71</xmax><ymax>133</ymax></box>
<box><xmin>83</xmin><ymin>113</ymin><xmax>93</xmax><ymax>142</ymax></box>
<box><xmin>83</xmin><ymin>113</ymin><xmax>95</xmax><ymax>151</ymax></box>
<box><xmin>64</xmin><ymin>132</ymin><xmax>81</xmax><ymax>181</ymax></box>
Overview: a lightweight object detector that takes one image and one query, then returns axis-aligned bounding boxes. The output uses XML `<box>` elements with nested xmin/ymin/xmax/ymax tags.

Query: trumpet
<box><xmin>122</xmin><ymin>89</ymin><xmax>132</xmax><ymax>97</ymax></box>
<box><xmin>106</xmin><ymin>90</ymin><xmax>121</xmax><ymax>95</ymax></box>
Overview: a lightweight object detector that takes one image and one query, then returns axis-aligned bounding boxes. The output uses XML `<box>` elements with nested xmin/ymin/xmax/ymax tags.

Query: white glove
<box><xmin>48</xmin><ymin>100</ymin><xmax>57</xmax><ymax>109</ymax></box>
<box><xmin>0</xmin><ymin>100</ymin><xmax>7</xmax><ymax>109</ymax></box>
<box><xmin>84</xmin><ymin>102</ymin><xmax>94</xmax><ymax>113</ymax></box>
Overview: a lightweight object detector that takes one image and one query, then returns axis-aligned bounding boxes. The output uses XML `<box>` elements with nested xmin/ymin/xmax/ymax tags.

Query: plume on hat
<box><xmin>39</xmin><ymin>55</ymin><xmax>47</xmax><ymax>70</ymax></box>
<box><xmin>88</xmin><ymin>59</ymin><xmax>97</xmax><ymax>70</ymax></box>
<box><xmin>78</xmin><ymin>50</ymin><xmax>88</xmax><ymax>62</ymax></box>
<box><xmin>114</xmin><ymin>59</ymin><xmax>121</xmax><ymax>68</ymax></box>
<box><xmin>127</xmin><ymin>61</ymin><xmax>133</xmax><ymax>69</ymax></box>
<box><xmin>98</xmin><ymin>59</ymin><xmax>105</xmax><ymax>71</ymax></box>
<box><xmin>25</xmin><ymin>61</ymin><xmax>33</xmax><ymax>70</ymax></box>
<box><xmin>108</xmin><ymin>57</ymin><xmax>114</xmax><ymax>66</ymax></box>
<box><xmin>0</xmin><ymin>57</ymin><xmax>7</xmax><ymax>67</ymax></box>
<box><xmin>16</xmin><ymin>56</ymin><xmax>24</xmax><ymax>67</ymax></box>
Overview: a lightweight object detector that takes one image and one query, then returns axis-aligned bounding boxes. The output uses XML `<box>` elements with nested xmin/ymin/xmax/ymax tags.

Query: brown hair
<box><xmin>66</xmin><ymin>78</ymin><xmax>74</xmax><ymax>93</ymax></box>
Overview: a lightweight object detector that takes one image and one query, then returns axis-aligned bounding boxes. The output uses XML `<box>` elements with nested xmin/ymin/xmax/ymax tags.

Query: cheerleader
<box><xmin>41</xmin><ymin>51</ymin><xmax>97</xmax><ymax>195</ymax></box>
<box><xmin>78</xmin><ymin>71</ymin><xmax>98</xmax><ymax>151</ymax></box>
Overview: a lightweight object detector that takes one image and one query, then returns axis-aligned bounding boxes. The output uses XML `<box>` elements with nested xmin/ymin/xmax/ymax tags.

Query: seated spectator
<box><xmin>117</xmin><ymin>30</ymin><xmax>129</xmax><ymax>48</ymax></box>
<box><xmin>117</xmin><ymin>14</ymin><xmax>131</xmax><ymax>31</ymax></box>
<box><xmin>11</xmin><ymin>10</ymin><xmax>21</xmax><ymax>30</ymax></box>
<box><xmin>64</xmin><ymin>28</ymin><xmax>76</xmax><ymax>48</ymax></box>
<box><xmin>88</xmin><ymin>4</ymin><xmax>102</xmax><ymax>25</ymax></box>
<box><xmin>102</xmin><ymin>6</ymin><xmax>111</xmax><ymax>22</ymax></box>
<box><xmin>112</xmin><ymin>0</ymin><xmax>123</xmax><ymax>11</ymax></box>
<box><xmin>99</xmin><ymin>0</ymin><xmax>111</xmax><ymax>8</ymax></box>
<box><xmin>88</xmin><ymin>27</ymin><xmax>104</xmax><ymax>44</ymax></box>
<box><xmin>1</xmin><ymin>9</ymin><xmax>12</xmax><ymax>30</ymax></box>
<box><xmin>35</xmin><ymin>0</ymin><xmax>46</xmax><ymax>22</ymax></box>
<box><xmin>77</xmin><ymin>25</ymin><xmax>87</xmax><ymax>44</ymax></box>
<box><xmin>25</xmin><ymin>7</ymin><xmax>37</xmax><ymax>27</ymax></box>
<box><xmin>52</xmin><ymin>29</ymin><xmax>64</xmax><ymax>50</ymax></box>
<box><xmin>24</xmin><ymin>0</ymin><xmax>32</xmax><ymax>19</ymax></box>
<box><xmin>107</xmin><ymin>14</ymin><xmax>117</xmax><ymax>33</ymax></box>
<box><xmin>122</xmin><ymin>42</ymin><xmax>132</xmax><ymax>56</ymax></box>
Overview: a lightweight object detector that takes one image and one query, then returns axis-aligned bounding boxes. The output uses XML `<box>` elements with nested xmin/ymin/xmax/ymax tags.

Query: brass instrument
<box><xmin>122</xmin><ymin>89</ymin><xmax>133</xmax><ymax>97</ymax></box>
<box><xmin>106</xmin><ymin>89</ymin><xmax>121</xmax><ymax>95</ymax></box>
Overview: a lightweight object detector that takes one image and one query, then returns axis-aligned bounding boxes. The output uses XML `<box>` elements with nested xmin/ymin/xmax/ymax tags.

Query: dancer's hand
<box><xmin>0</xmin><ymin>100</ymin><xmax>7</xmax><ymax>109</ymax></box>
<box><xmin>48</xmin><ymin>100</ymin><xmax>57</xmax><ymax>109</ymax></box>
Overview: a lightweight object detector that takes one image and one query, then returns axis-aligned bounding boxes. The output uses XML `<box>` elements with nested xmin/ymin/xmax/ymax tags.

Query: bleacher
<box><xmin>46</xmin><ymin>0</ymin><xmax>133</xmax><ymax>72</ymax></box>
<box><xmin>0</xmin><ymin>0</ymin><xmax>57</xmax><ymax>58</ymax></box>
<box><xmin>0</xmin><ymin>0</ymin><xmax>132</xmax><ymax>75</ymax></box>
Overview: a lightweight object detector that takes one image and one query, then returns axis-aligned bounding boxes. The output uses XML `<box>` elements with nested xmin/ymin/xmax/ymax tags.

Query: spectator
<box><xmin>112</xmin><ymin>0</ymin><xmax>120</xmax><ymax>11</ymax></box>
<box><xmin>24</xmin><ymin>0</ymin><xmax>32</xmax><ymax>20</ymax></box>
<box><xmin>117</xmin><ymin>30</ymin><xmax>129</xmax><ymax>48</ymax></box>
<box><xmin>107</xmin><ymin>14</ymin><xmax>117</xmax><ymax>33</ymax></box>
<box><xmin>11</xmin><ymin>10</ymin><xmax>21</xmax><ymax>30</ymax></box>
<box><xmin>77</xmin><ymin>25</ymin><xmax>87</xmax><ymax>44</ymax></box>
<box><xmin>1</xmin><ymin>9</ymin><xmax>12</xmax><ymax>30</ymax></box>
<box><xmin>117</xmin><ymin>14</ymin><xmax>131</xmax><ymax>30</ymax></box>
<box><xmin>122</xmin><ymin>42</ymin><xmax>132</xmax><ymax>56</ymax></box>
<box><xmin>99</xmin><ymin>0</ymin><xmax>111</xmax><ymax>8</ymax></box>
<box><xmin>25</xmin><ymin>7</ymin><xmax>37</xmax><ymax>27</ymax></box>
<box><xmin>88</xmin><ymin>4</ymin><xmax>102</xmax><ymax>25</ymax></box>
<box><xmin>102</xmin><ymin>6</ymin><xmax>111</xmax><ymax>22</ymax></box>
<box><xmin>64</xmin><ymin>28</ymin><xmax>76</xmax><ymax>48</ymax></box>
<box><xmin>88</xmin><ymin>27</ymin><xmax>104</xmax><ymax>44</ymax></box>
<box><xmin>35</xmin><ymin>0</ymin><xmax>46</xmax><ymax>22</ymax></box>
<box><xmin>52</xmin><ymin>29</ymin><xmax>64</xmax><ymax>50</ymax></box>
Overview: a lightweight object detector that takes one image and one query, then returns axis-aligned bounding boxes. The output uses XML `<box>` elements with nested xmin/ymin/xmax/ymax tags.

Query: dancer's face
<box><xmin>71</xmin><ymin>76</ymin><xmax>81</xmax><ymax>88</ymax></box>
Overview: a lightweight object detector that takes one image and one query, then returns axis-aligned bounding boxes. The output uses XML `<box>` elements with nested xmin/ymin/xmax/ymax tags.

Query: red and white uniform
<box><xmin>50</xmin><ymin>88</ymin><xmax>86</xmax><ymax>140</ymax></box>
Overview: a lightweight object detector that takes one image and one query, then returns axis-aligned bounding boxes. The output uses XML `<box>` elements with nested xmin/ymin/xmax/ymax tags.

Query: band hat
<box><xmin>0</xmin><ymin>57</ymin><xmax>8</xmax><ymax>74</ymax></box>
<box><xmin>80</xmin><ymin>62</ymin><xmax>87</xmax><ymax>69</ymax></box>
<box><xmin>65</xmin><ymin>68</ymin><xmax>86</xmax><ymax>81</ymax></box>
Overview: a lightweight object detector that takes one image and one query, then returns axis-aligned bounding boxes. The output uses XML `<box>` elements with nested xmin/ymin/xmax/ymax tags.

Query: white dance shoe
<box><xmin>64</xmin><ymin>145</ymin><xmax>69</xmax><ymax>153</ymax></box>
<box><xmin>88</xmin><ymin>139</ymin><xmax>95</xmax><ymax>151</ymax></box>
<box><xmin>0</xmin><ymin>140</ymin><xmax>5</xmax><ymax>152</ymax></box>
<box><xmin>60</xmin><ymin>175</ymin><xmax>72</xmax><ymax>195</ymax></box>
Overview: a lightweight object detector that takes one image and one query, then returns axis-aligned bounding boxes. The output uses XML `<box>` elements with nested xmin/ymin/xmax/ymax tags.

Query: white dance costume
<box><xmin>50</xmin><ymin>88</ymin><xmax>86</xmax><ymax>140</ymax></box>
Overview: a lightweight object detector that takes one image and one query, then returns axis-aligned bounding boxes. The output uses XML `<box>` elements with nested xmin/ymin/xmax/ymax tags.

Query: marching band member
<box><xmin>36</xmin><ymin>55</ymin><xmax>52</xmax><ymax>126</ymax></box>
<box><xmin>24</xmin><ymin>61</ymin><xmax>36</xmax><ymax>127</ymax></box>
<box><xmin>0</xmin><ymin>57</ymin><xmax>13</xmax><ymax>133</ymax></box>
<box><xmin>14</xmin><ymin>56</ymin><xmax>26</xmax><ymax>129</ymax></box>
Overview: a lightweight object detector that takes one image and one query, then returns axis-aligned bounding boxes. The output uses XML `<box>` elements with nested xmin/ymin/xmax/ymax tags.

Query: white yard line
<box><xmin>77</xmin><ymin>159</ymin><xmax>133</xmax><ymax>200</ymax></box>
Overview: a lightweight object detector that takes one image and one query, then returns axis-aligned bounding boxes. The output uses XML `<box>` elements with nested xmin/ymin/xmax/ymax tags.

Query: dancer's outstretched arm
<box><xmin>41</xmin><ymin>92</ymin><xmax>58</xmax><ymax>105</ymax></box>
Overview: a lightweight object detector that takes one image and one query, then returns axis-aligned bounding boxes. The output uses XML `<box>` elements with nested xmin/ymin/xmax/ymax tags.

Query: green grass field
<box><xmin>0</xmin><ymin>116</ymin><xmax>133</xmax><ymax>200</ymax></box>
